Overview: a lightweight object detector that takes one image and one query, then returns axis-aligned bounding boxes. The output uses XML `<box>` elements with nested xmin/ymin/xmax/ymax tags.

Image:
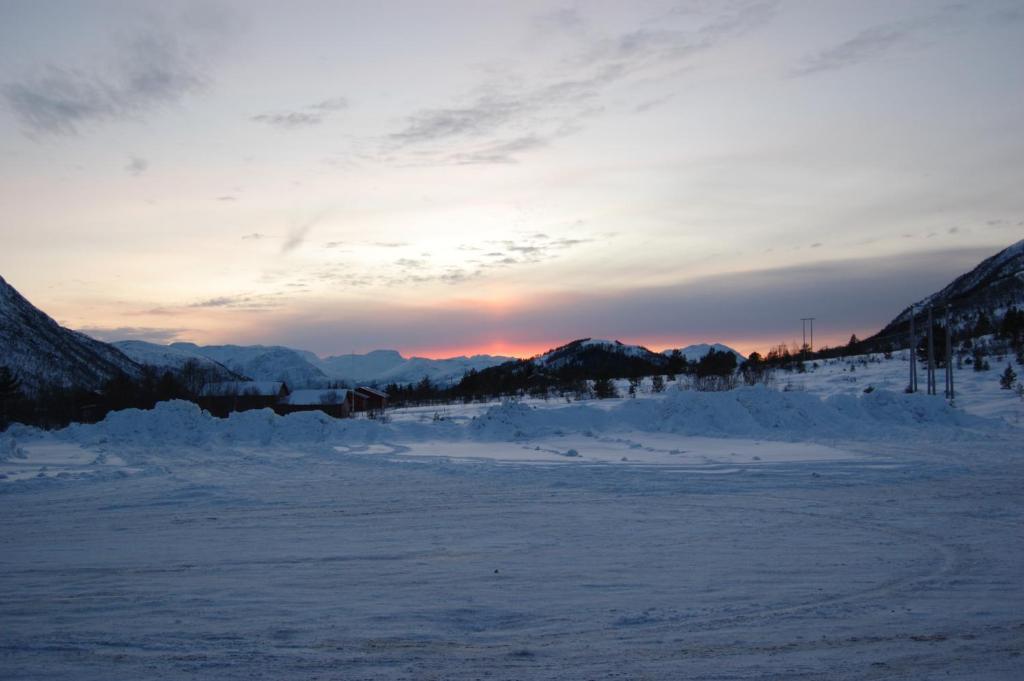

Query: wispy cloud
<box><xmin>793</xmin><ymin>24</ymin><xmax>911</xmax><ymax>76</ymax></box>
<box><xmin>380</xmin><ymin>233</ymin><xmax>593</xmax><ymax>287</ymax></box>
<box><xmin>79</xmin><ymin>325</ymin><xmax>187</xmax><ymax>344</ymax></box>
<box><xmin>185</xmin><ymin>291</ymin><xmax>288</xmax><ymax>311</ymax></box>
<box><xmin>251</xmin><ymin>111</ymin><xmax>323</xmax><ymax>128</ymax></box>
<box><xmin>125</xmin><ymin>156</ymin><xmax>149</xmax><ymax>176</ymax></box>
<box><xmin>281</xmin><ymin>212</ymin><xmax>330</xmax><ymax>254</ymax></box>
<box><xmin>450</xmin><ymin>135</ymin><xmax>549</xmax><ymax>165</ymax></box>
<box><xmin>309</xmin><ymin>97</ymin><xmax>348</xmax><ymax>111</ymax></box>
<box><xmin>385</xmin><ymin>2</ymin><xmax>775</xmax><ymax>165</ymax></box>
<box><xmin>251</xmin><ymin>96</ymin><xmax>348</xmax><ymax>129</ymax></box>
<box><xmin>533</xmin><ymin>7</ymin><xmax>585</xmax><ymax>34</ymax></box>
<box><xmin>792</xmin><ymin>5</ymin><xmax>971</xmax><ymax>77</ymax></box>
<box><xmin>2</xmin><ymin>9</ymin><xmax>235</xmax><ymax>136</ymax></box>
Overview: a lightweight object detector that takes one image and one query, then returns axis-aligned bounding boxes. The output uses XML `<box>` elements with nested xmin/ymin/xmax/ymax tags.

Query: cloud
<box><xmin>385</xmin><ymin>2</ymin><xmax>774</xmax><ymax>165</ymax></box>
<box><xmin>634</xmin><ymin>93</ymin><xmax>676</xmax><ymax>113</ymax></box>
<box><xmin>125</xmin><ymin>156</ymin><xmax>149</xmax><ymax>176</ymax></box>
<box><xmin>390</xmin><ymin>97</ymin><xmax>529</xmax><ymax>146</ymax></box>
<box><xmin>792</xmin><ymin>24</ymin><xmax>911</xmax><ymax>76</ymax></box>
<box><xmin>251</xmin><ymin>111</ymin><xmax>323</xmax><ymax>128</ymax></box>
<box><xmin>310</xmin><ymin>97</ymin><xmax>348</xmax><ymax>111</ymax></box>
<box><xmin>249</xmin><ymin>247</ymin><xmax>993</xmax><ymax>356</ymax></box>
<box><xmin>533</xmin><ymin>7</ymin><xmax>585</xmax><ymax>34</ymax></box>
<box><xmin>481</xmin><ymin>233</ymin><xmax>593</xmax><ymax>266</ymax></box>
<box><xmin>79</xmin><ymin>325</ymin><xmax>187</xmax><ymax>344</ymax></box>
<box><xmin>451</xmin><ymin>135</ymin><xmax>549</xmax><ymax>164</ymax></box>
<box><xmin>2</xmin><ymin>9</ymin><xmax>234</xmax><ymax>136</ymax></box>
<box><xmin>186</xmin><ymin>292</ymin><xmax>286</xmax><ymax>311</ymax></box>
<box><xmin>188</xmin><ymin>295</ymin><xmax>244</xmax><ymax>308</ymax></box>
<box><xmin>251</xmin><ymin>96</ymin><xmax>348</xmax><ymax>129</ymax></box>
<box><xmin>281</xmin><ymin>212</ymin><xmax>330</xmax><ymax>254</ymax></box>
<box><xmin>791</xmin><ymin>5</ymin><xmax>971</xmax><ymax>77</ymax></box>
<box><xmin>362</xmin><ymin>232</ymin><xmax>594</xmax><ymax>288</ymax></box>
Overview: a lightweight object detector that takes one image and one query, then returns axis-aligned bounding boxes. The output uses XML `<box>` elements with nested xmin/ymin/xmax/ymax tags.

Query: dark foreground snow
<box><xmin>1</xmin><ymin>393</ymin><xmax>1022</xmax><ymax>679</ymax></box>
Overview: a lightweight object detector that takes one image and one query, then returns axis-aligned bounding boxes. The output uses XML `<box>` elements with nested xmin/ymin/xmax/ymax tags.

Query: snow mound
<box><xmin>471</xmin><ymin>386</ymin><xmax>1002</xmax><ymax>442</ymax></box>
<box><xmin>62</xmin><ymin>400</ymin><xmax>391</xmax><ymax>448</ymax></box>
<box><xmin>14</xmin><ymin>387</ymin><xmax>1007</xmax><ymax>453</ymax></box>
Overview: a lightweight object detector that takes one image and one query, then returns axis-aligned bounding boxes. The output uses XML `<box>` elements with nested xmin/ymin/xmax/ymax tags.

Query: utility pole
<box><xmin>945</xmin><ymin>306</ymin><xmax>954</xmax><ymax>402</ymax></box>
<box><xmin>913</xmin><ymin>307</ymin><xmax>921</xmax><ymax>393</ymax></box>
<box><xmin>800</xmin><ymin>318</ymin><xmax>815</xmax><ymax>357</ymax></box>
<box><xmin>927</xmin><ymin>306</ymin><xmax>936</xmax><ymax>395</ymax></box>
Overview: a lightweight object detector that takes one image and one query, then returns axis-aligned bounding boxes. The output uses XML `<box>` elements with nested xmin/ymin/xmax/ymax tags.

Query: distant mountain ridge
<box><xmin>0</xmin><ymin>275</ymin><xmax>141</xmax><ymax>394</ymax></box>
<box><xmin>105</xmin><ymin>341</ymin><xmax>515</xmax><ymax>388</ymax></box>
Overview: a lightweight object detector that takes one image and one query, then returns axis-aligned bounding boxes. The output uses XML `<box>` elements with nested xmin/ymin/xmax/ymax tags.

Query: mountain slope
<box><xmin>665</xmin><ymin>343</ymin><xmax>746</xmax><ymax>362</ymax></box>
<box><xmin>535</xmin><ymin>338</ymin><xmax>667</xmax><ymax>371</ymax></box>
<box><xmin>0</xmin><ymin>275</ymin><xmax>141</xmax><ymax>393</ymax></box>
<box><xmin>113</xmin><ymin>341</ymin><xmax>243</xmax><ymax>381</ymax></box>
<box><xmin>318</xmin><ymin>349</ymin><xmax>514</xmax><ymax>386</ymax></box>
<box><xmin>871</xmin><ymin>238</ymin><xmax>1024</xmax><ymax>342</ymax></box>
<box><xmin>169</xmin><ymin>343</ymin><xmax>329</xmax><ymax>387</ymax></box>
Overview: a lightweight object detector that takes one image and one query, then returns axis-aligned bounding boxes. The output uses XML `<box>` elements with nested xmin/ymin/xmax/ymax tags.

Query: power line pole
<box><xmin>927</xmin><ymin>306</ymin><xmax>936</xmax><ymax>395</ymax></box>
<box><xmin>913</xmin><ymin>307</ymin><xmax>921</xmax><ymax>393</ymax></box>
<box><xmin>945</xmin><ymin>305</ymin><xmax>954</xmax><ymax>402</ymax></box>
<box><xmin>800</xmin><ymin>318</ymin><xmax>815</xmax><ymax>357</ymax></box>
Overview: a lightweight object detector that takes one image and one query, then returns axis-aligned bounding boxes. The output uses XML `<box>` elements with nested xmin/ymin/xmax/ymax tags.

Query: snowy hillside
<box><xmin>874</xmin><ymin>238</ymin><xmax>1024</xmax><ymax>340</ymax></box>
<box><xmin>0</xmin><ymin>275</ymin><xmax>140</xmax><ymax>393</ymax></box>
<box><xmin>169</xmin><ymin>343</ymin><xmax>329</xmax><ymax>388</ymax></box>
<box><xmin>777</xmin><ymin>349</ymin><xmax>1024</xmax><ymax>425</ymax></box>
<box><xmin>113</xmin><ymin>341</ymin><xmax>242</xmax><ymax>381</ymax></box>
<box><xmin>666</xmin><ymin>343</ymin><xmax>746</xmax><ymax>362</ymax></box>
<box><xmin>534</xmin><ymin>338</ymin><xmax>665</xmax><ymax>368</ymax></box>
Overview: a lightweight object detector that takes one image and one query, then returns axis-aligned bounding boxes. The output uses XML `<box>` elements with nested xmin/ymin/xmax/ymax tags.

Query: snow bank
<box><xmin>57</xmin><ymin>400</ymin><xmax>389</xmax><ymax>448</ymax></box>
<box><xmin>470</xmin><ymin>386</ymin><xmax>1003</xmax><ymax>442</ymax></box>
<box><xmin>9</xmin><ymin>387</ymin><xmax>1008</xmax><ymax>452</ymax></box>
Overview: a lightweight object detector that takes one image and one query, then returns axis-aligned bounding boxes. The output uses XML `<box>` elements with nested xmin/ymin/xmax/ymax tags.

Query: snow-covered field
<box><xmin>2</xmin><ymin>375</ymin><xmax>1023</xmax><ymax>678</ymax></box>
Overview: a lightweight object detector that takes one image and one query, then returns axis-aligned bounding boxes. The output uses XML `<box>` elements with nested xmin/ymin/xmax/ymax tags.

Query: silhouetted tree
<box><xmin>593</xmin><ymin>377</ymin><xmax>617</xmax><ymax>399</ymax></box>
<box><xmin>1000</xmin><ymin>363</ymin><xmax>1017</xmax><ymax>390</ymax></box>
<box><xmin>0</xmin><ymin>366</ymin><xmax>23</xmax><ymax>429</ymax></box>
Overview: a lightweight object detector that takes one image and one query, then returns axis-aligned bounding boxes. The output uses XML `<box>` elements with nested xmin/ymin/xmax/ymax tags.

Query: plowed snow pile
<box><xmin>5</xmin><ymin>386</ymin><xmax>1005</xmax><ymax>451</ymax></box>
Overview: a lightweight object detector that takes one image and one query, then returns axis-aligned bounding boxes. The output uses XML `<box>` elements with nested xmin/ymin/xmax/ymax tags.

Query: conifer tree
<box><xmin>1000</xmin><ymin>363</ymin><xmax>1017</xmax><ymax>390</ymax></box>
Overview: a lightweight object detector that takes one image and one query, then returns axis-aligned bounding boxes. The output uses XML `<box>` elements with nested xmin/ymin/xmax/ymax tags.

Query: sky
<box><xmin>1</xmin><ymin>0</ymin><xmax>1022</xmax><ymax>359</ymax></box>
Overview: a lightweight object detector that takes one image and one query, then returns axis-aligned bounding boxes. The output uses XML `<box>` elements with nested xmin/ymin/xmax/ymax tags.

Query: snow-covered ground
<box><xmin>778</xmin><ymin>350</ymin><xmax>1024</xmax><ymax>425</ymax></box>
<box><xmin>2</xmin><ymin>379</ymin><xmax>1023</xmax><ymax>679</ymax></box>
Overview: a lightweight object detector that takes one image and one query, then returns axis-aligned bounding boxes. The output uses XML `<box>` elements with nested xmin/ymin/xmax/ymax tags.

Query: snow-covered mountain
<box><xmin>534</xmin><ymin>338</ymin><xmax>665</xmax><ymax>369</ymax></box>
<box><xmin>665</xmin><ymin>343</ymin><xmax>746</xmax><ymax>362</ymax></box>
<box><xmin>317</xmin><ymin>350</ymin><xmax>515</xmax><ymax>386</ymax></box>
<box><xmin>112</xmin><ymin>341</ymin><xmax>242</xmax><ymax>381</ymax></box>
<box><xmin>318</xmin><ymin>349</ymin><xmax>406</xmax><ymax>382</ymax></box>
<box><xmin>872</xmin><ymin>238</ymin><xmax>1024</xmax><ymax>341</ymax></box>
<box><xmin>0</xmin><ymin>275</ymin><xmax>141</xmax><ymax>393</ymax></box>
<box><xmin>169</xmin><ymin>343</ymin><xmax>330</xmax><ymax>388</ymax></box>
